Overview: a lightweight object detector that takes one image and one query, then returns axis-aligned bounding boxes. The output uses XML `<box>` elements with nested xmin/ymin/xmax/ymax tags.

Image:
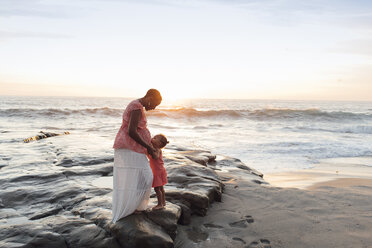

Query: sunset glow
<box><xmin>1</xmin><ymin>0</ymin><xmax>372</xmax><ymax>100</ymax></box>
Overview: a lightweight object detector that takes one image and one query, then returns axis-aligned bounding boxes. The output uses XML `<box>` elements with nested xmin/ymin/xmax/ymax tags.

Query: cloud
<box><xmin>0</xmin><ymin>0</ymin><xmax>78</xmax><ymax>18</ymax></box>
<box><xmin>331</xmin><ymin>39</ymin><xmax>372</xmax><ymax>56</ymax></box>
<box><xmin>0</xmin><ymin>31</ymin><xmax>73</xmax><ymax>40</ymax></box>
<box><xmin>331</xmin><ymin>12</ymin><xmax>372</xmax><ymax>30</ymax></box>
<box><xmin>117</xmin><ymin>0</ymin><xmax>372</xmax><ymax>28</ymax></box>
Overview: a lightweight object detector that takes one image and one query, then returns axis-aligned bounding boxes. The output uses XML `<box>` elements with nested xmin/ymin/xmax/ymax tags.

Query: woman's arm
<box><xmin>128</xmin><ymin>109</ymin><xmax>155</xmax><ymax>157</ymax></box>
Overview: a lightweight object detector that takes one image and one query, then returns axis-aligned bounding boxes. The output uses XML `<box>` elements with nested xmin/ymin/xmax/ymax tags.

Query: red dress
<box><xmin>149</xmin><ymin>151</ymin><xmax>168</xmax><ymax>187</ymax></box>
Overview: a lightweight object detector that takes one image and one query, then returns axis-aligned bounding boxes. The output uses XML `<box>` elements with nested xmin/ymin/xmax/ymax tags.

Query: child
<box><xmin>149</xmin><ymin>134</ymin><xmax>169</xmax><ymax>210</ymax></box>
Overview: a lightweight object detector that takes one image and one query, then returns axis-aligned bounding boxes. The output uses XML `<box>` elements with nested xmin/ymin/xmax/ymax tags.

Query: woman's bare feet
<box><xmin>152</xmin><ymin>204</ymin><xmax>165</xmax><ymax>210</ymax></box>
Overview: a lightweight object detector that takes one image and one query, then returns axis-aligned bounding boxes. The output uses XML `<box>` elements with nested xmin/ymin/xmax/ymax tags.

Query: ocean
<box><xmin>1</xmin><ymin>96</ymin><xmax>372</xmax><ymax>173</ymax></box>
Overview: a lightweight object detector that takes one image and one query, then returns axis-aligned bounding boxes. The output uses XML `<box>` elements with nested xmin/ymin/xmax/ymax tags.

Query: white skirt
<box><xmin>112</xmin><ymin>149</ymin><xmax>153</xmax><ymax>223</ymax></box>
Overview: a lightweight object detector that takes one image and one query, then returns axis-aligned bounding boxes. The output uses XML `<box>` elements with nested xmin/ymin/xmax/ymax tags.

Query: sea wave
<box><xmin>246</xmin><ymin>108</ymin><xmax>370</xmax><ymax>120</ymax></box>
<box><xmin>1</xmin><ymin>107</ymin><xmax>372</xmax><ymax>121</ymax></box>
<box><xmin>149</xmin><ymin>107</ymin><xmax>241</xmax><ymax>118</ymax></box>
<box><xmin>0</xmin><ymin>107</ymin><xmax>122</xmax><ymax>118</ymax></box>
<box><xmin>293</xmin><ymin>125</ymin><xmax>372</xmax><ymax>134</ymax></box>
<box><xmin>148</xmin><ymin>107</ymin><xmax>372</xmax><ymax>121</ymax></box>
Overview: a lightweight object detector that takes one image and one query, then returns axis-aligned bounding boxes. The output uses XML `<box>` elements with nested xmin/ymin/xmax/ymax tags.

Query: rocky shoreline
<box><xmin>3</xmin><ymin>136</ymin><xmax>371</xmax><ymax>248</ymax></box>
<box><xmin>0</xmin><ymin>142</ymin><xmax>265</xmax><ymax>248</ymax></box>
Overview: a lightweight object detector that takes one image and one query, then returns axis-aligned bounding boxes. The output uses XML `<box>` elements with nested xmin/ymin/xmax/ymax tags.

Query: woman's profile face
<box><xmin>145</xmin><ymin>97</ymin><xmax>161</xmax><ymax>111</ymax></box>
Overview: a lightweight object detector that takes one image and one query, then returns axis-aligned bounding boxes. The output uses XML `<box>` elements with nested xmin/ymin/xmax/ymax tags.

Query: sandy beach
<box><xmin>265</xmin><ymin>157</ymin><xmax>372</xmax><ymax>190</ymax></box>
<box><xmin>176</xmin><ymin>157</ymin><xmax>372</xmax><ymax>248</ymax></box>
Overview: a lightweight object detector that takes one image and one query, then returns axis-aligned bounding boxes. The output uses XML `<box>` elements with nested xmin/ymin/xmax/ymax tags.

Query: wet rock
<box><xmin>145</xmin><ymin>198</ymin><xmax>182</xmax><ymax>239</ymax></box>
<box><xmin>62</xmin><ymin>163</ymin><xmax>113</xmax><ymax>177</ymax></box>
<box><xmin>173</xmin><ymin>202</ymin><xmax>191</xmax><ymax>225</ymax></box>
<box><xmin>57</xmin><ymin>157</ymin><xmax>114</xmax><ymax>168</ymax></box>
<box><xmin>9</xmin><ymin>172</ymin><xmax>66</xmax><ymax>183</ymax></box>
<box><xmin>42</xmin><ymin>215</ymin><xmax>120</xmax><ymax>248</ymax></box>
<box><xmin>180</xmin><ymin>150</ymin><xmax>216</xmax><ymax>165</ymax></box>
<box><xmin>111</xmin><ymin>214</ymin><xmax>174</xmax><ymax>248</ymax></box>
<box><xmin>0</xmin><ymin>143</ymin><xmax>263</xmax><ymax>248</ymax></box>
<box><xmin>166</xmin><ymin>190</ymin><xmax>210</xmax><ymax>216</ymax></box>
<box><xmin>0</xmin><ymin>223</ymin><xmax>67</xmax><ymax>248</ymax></box>
<box><xmin>23</xmin><ymin>131</ymin><xmax>70</xmax><ymax>143</ymax></box>
<box><xmin>216</xmin><ymin>155</ymin><xmax>264</xmax><ymax>178</ymax></box>
<box><xmin>72</xmin><ymin>202</ymin><xmax>113</xmax><ymax>231</ymax></box>
<box><xmin>29</xmin><ymin>205</ymin><xmax>63</xmax><ymax>220</ymax></box>
<box><xmin>164</xmin><ymin>149</ymin><xmax>224</xmax><ymax>217</ymax></box>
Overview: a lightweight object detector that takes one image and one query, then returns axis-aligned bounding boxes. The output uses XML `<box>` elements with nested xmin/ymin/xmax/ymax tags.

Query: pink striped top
<box><xmin>113</xmin><ymin>99</ymin><xmax>151</xmax><ymax>154</ymax></box>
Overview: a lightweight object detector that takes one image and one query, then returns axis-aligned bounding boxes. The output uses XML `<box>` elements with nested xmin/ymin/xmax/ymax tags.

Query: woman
<box><xmin>112</xmin><ymin>89</ymin><xmax>162</xmax><ymax>223</ymax></box>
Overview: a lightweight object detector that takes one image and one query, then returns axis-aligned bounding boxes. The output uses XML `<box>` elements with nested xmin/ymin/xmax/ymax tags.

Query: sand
<box><xmin>175</xmin><ymin>157</ymin><xmax>372</xmax><ymax>248</ymax></box>
<box><xmin>265</xmin><ymin>157</ymin><xmax>372</xmax><ymax>190</ymax></box>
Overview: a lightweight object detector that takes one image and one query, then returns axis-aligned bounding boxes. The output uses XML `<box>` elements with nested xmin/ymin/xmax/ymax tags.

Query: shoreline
<box><xmin>2</xmin><ymin>139</ymin><xmax>372</xmax><ymax>248</ymax></box>
<box><xmin>264</xmin><ymin>156</ymin><xmax>372</xmax><ymax>190</ymax></box>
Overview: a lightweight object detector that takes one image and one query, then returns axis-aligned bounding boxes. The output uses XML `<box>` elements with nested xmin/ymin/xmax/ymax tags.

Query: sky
<box><xmin>0</xmin><ymin>0</ymin><xmax>372</xmax><ymax>100</ymax></box>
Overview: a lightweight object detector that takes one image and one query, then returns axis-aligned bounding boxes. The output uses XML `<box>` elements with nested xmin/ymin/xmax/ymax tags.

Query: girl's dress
<box><xmin>149</xmin><ymin>151</ymin><xmax>168</xmax><ymax>187</ymax></box>
<box><xmin>112</xmin><ymin>99</ymin><xmax>153</xmax><ymax>223</ymax></box>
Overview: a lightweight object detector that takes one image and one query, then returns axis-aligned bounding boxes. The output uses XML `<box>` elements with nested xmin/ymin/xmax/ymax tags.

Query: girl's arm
<box><xmin>152</xmin><ymin>149</ymin><xmax>160</xmax><ymax>160</ymax></box>
<box><xmin>128</xmin><ymin>109</ymin><xmax>155</xmax><ymax>157</ymax></box>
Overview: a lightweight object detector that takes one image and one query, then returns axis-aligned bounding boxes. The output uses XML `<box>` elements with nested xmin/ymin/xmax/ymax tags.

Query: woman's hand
<box><xmin>147</xmin><ymin>145</ymin><xmax>156</xmax><ymax>159</ymax></box>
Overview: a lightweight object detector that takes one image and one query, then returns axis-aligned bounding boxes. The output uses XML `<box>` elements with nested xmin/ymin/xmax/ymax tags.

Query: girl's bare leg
<box><xmin>160</xmin><ymin>186</ymin><xmax>166</xmax><ymax>206</ymax></box>
<box><xmin>152</xmin><ymin>187</ymin><xmax>164</xmax><ymax>210</ymax></box>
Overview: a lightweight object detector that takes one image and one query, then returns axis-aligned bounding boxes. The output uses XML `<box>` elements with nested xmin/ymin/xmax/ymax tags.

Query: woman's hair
<box><xmin>145</xmin><ymin>89</ymin><xmax>162</xmax><ymax>102</ymax></box>
<box><xmin>155</xmin><ymin>134</ymin><xmax>169</xmax><ymax>148</ymax></box>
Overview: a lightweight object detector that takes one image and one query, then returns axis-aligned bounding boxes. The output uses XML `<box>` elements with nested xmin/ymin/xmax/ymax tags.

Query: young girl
<box><xmin>148</xmin><ymin>134</ymin><xmax>169</xmax><ymax>210</ymax></box>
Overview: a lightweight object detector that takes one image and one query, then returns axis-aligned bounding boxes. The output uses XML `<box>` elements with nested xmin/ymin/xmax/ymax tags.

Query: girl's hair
<box><xmin>155</xmin><ymin>134</ymin><xmax>169</xmax><ymax>148</ymax></box>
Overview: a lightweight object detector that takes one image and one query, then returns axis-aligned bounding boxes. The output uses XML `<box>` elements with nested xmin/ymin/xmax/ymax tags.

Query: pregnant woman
<box><xmin>112</xmin><ymin>89</ymin><xmax>162</xmax><ymax>223</ymax></box>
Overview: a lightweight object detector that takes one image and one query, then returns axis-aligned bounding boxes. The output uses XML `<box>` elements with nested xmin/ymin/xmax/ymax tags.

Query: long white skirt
<box><xmin>112</xmin><ymin>149</ymin><xmax>153</xmax><ymax>223</ymax></box>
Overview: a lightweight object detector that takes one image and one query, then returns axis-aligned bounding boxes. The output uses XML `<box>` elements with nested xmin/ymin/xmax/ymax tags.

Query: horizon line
<box><xmin>1</xmin><ymin>94</ymin><xmax>371</xmax><ymax>103</ymax></box>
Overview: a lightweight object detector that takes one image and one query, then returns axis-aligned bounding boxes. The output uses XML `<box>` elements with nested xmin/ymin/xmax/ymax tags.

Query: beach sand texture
<box><xmin>176</xmin><ymin>158</ymin><xmax>372</xmax><ymax>248</ymax></box>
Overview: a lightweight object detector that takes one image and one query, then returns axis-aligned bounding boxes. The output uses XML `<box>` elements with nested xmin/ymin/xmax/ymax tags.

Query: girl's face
<box><xmin>151</xmin><ymin>135</ymin><xmax>163</xmax><ymax>149</ymax></box>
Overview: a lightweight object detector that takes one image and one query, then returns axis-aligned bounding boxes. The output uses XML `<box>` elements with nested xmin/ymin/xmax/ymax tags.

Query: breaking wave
<box><xmin>1</xmin><ymin>107</ymin><xmax>372</xmax><ymax>121</ymax></box>
<box><xmin>150</xmin><ymin>108</ymin><xmax>372</xmax><ymax>121</ymax></box>
<box><xmin>1</xmin><ymin>107</ymin><xmax>122</xmax><ymax>118</ymax></box>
